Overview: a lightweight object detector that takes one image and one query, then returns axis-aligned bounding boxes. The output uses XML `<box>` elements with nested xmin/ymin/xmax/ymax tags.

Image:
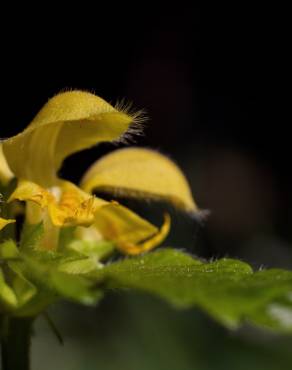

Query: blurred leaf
<box><xmin>7</xmin><ymin>248</ymin><xmax>103</xmax><ymax>316</ymax></box>
<box><xmin>57</xmin><ymin>256</ymin><xmax>102</xmax><ymax>275</ymax></box>
<box><xmin>91</xmin><ymin>248</ymin><xmax>292</xmax><ymax>332</ymax></box>
<box><xmin>11</xmin><ymin>273</ymin><xmax>36</xmax><ymax>307</ymax></box>
<box><xmin>0</xmin><ymin>239</ymin><xmax>19</xmax><ymax>260</ymax></box>
<box><xmin>67</xmin><ymin>239</ymin><xmax>115</xmax><ymax>260</ymax></box>
<box><xmin>0</xmin><ymin>268</ymin><xmax>18</xmax><ymax>309</ymax></box>
<box><xmin>20</xmin><ymin>222</ymin><xmax>44</xmax><ymax>250</ymax></box>
<box><xmin>50</xmin><ymin>270</ymin><xmax>102</xmax><ymax>305</ymax></box>
<box><xmin>58</xmin><ymin>227</ymin><xmax>75</xmax><ymax>251</ymax></box>
<box><xmin>0</xmin><ymin>240</ymin><xmax>37</xmax><ymax>311</ymax></box>
<box><xmin>20</xmin><ymin>255</ymin><xmax>102</xmax><ymax>306</ymax></box>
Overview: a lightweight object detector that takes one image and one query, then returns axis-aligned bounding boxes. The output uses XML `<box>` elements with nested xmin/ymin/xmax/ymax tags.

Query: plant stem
<box><xmin>1</xmin><ymin>317</ymin><xmax>33</xmax><ymax>370</ymax></box>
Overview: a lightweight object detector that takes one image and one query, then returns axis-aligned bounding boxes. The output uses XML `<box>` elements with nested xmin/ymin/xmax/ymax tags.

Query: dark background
<box><xmin>2</xmin><ymin>4</ymin><xmax>292</xmax><ymax>369</ymax></box>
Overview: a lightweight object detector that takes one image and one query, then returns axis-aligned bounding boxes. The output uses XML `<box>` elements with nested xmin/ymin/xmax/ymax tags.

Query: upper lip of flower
<box><xmin>0</xmin><ymin>90</ymin><xmax>198</xmax><ymax>254</ymax></box>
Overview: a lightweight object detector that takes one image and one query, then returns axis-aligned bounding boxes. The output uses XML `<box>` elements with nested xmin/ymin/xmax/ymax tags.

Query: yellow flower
<box><xmin>0</xmin><ymin>218</ymin><xmax>14</xmax><ymax>231</ymax></box>
<box><xmin>0</xmin><ymin>144</ymin><xmax>14</xmax><ymax>185</ymax></box>
<box><xmin>1</xmin><ymin>90</ymin><xmax>198</xmax><ymax>254</ymax></box>
<box><xmin>0</xmin><ymin>144</ymin><xmax>15</xmax><ymax>230</ymax></box>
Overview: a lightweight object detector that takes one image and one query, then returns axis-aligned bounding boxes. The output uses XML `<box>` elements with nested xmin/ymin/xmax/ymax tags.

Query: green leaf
<box><xmin>0</xmin><ymin>268</ymin><xmax>18</xmax><ymax>310</ymax></box>
<box><xmin>67</xmin><ymin>239</ymin><xmax>115</xmax><ymax>261</ymax></box>
<box><xmin>50</xmin><ymin>270</ymin><xmax>103</xmax><ymax>305</ymax></box>
<box><xmin>58</xmin><ymin>227</ymin><xmax>75</xmax><ymax>251</ymax></box>
<box><xmin>3</xmin><ymin>246</ymin><xmax>103</xmax><ymax>316</ymax></box>
<box><xmin>10</xmin><ymin>273</ymin><xmax>36</xmax><ymax>308</ymax></box>
<box><xmin>0</xmin><ymin>240</ymin><xmax>37</xmax><ymax>312</ymax></box>
<box><xmin>13</xmin><ymin>290</ymin><xmax>57</xmax><ymax>318</ymax></box>
<box><xmin>91</xmin><ymin>249</ymin><xmax>292</xmax><ymax>332</ymax></box>
<box><xmin>18</xmin><ymin>255</ymin><xmax>102</xmax><ymax>307</ymax></box>
<box><xmin>57</xmin><ymin>239</ymin><xmax>115</xmax><ymax>274</ymax></box>
<box><xmin>0</xmin><ymin>239</ymin><xmax>19</xmax><ymax>260</ymax></box>
<box><xmin>57</xmin><ymin>257</ymin><xmax>103</xmax><ymax>275</ymax></box>
<box><xmin>20</xmin><ymin>222</ymin><xmax>44</xmax><ymax>250</ymax></box>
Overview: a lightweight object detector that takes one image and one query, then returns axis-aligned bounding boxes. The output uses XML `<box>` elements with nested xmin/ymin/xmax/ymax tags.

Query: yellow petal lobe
<box><xmin>3</xmin><ymin>91</ymin><xmax>135</xmax><ymax>187</ymax></box>
<box><xmin>53</xmin><ymin>181</ymin><xmax>107</xmax><ymax>227</ymax></box>
<box><xmin>0</xmin><ymin>144</ymin><xmax>14</xmax><ymax>185</ymax></box>
<box><xmin>9</xmin><ymin>180</ymin><xmax>106</xmax><ymax>227</ymax></box>
<box><xmin>93</xmin><ymin>203</ymin><xmax>159</xmax><ymax>247</ymax></box>
<box><xmin>9</xmin><ymin>180</ymin><xmax>54</xmax><ymax>208</ymax></box>
<box><xmin>9</xmin><ymin>179</ymin><xmax>164</xmax><ymax>254</ymax></box>
<box><xmin>81</xmin><ymin>148</ymin><xmax>197</xmax><ymax>213</ymax></box>
<box><xmin>117</xmin><ymin>213</ymin><xmax>171</xmax><ymax>255</ymax></box>
<box><xmin>0</xmin><ymin>218</ymin><xmax>15</xmax><ymax>231</ymax></box>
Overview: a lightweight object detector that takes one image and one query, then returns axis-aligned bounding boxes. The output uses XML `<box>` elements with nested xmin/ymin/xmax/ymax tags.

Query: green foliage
<box><xmin>0</xmin><ymin>269</ymin><xmax>18</xmax><ymax>309</ymax></box>
<box><xmin>67</xmin><ymin>239</ymin><xmax>115</xmax><ymax>261</ymax></box>
<box><xmin>11</xmin><ymin>249</ymin><xmax>103</xmax><ymax>316</ymax></box>
<box><xmin>91</xmin><ymin>248</ymin><xmax>292</xmax><ymax>332</ymax></box>
<box><xmin>1</xmin><ymin>232</ymin><xmax>292</xmax><ymax>333</ymax></box>
<box><xmin>20</xmin><ymin>222</ymin><xmax>45</xmax><ymax>251</ymax></box>
<box><xmin>0</xmin><ymin>232</ymin><xmax>103</xmax><ymax>316</ymax></box>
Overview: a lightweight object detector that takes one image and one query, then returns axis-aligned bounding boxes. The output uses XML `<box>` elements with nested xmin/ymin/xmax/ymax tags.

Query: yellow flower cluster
<box><xmin>0</xmin><ymin>91</ymin><xmax>197</xmax><ymax>255</ymax></box>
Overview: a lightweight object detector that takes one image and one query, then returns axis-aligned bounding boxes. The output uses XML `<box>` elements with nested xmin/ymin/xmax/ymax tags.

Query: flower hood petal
<box><xmin>81</xmin><ymin>148</ymin><xmax>198</xmax><ymax>213</ymax></box>
<box><xmin>0</xmin><ymin>144</ymin><xmax>13</xmax><ymax>185</ymax></box>
<box><xmin>3</xmin><ymin>91</ymin><xmax>136</xmax><ymax>187</ymax></box>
